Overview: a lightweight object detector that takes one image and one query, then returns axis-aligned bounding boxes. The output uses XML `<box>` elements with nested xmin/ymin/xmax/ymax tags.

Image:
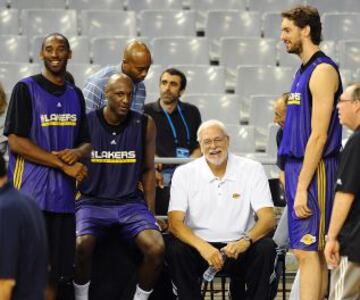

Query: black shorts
<box><xmin>43</xmin><ymin>211</ymin><xmax>75</xmax><ymax>283</ymax></box>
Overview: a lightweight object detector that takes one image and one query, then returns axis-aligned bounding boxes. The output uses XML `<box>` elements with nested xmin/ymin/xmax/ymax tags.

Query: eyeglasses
<box><xmin>338</xmin><ymin>98</ymin><xmax>353</xmax><ymax>104</ymax></box>
<box><xmin>201</xmin><ymin>136</ymin><xmax>226</xmax><ymax>147</ymax></box>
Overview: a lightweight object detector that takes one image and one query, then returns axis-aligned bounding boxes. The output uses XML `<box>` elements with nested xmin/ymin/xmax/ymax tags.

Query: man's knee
<box><xmin>76</xmin><ymin>235</ymin><xmax>96</xmax><ymax>261</ymax></box>
<box><xmin>252</xmin><ymin>238</ymin><xmax>276</xmax><ymax>259</ymax></box>
<box><xmin>140</xmin><ymin>232</ymin><xmax>165</xmax><ymax>263</ymax></box>
<box><xmin>293</xmin><ymin>249</ymin><xmax>319</xmax><ymax>262</ymax></box>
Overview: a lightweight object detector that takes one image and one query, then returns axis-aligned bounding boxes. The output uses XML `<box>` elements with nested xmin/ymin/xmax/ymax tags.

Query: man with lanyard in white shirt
<box><xmin>166</xmin><ymin>119</ymin><xmax>276</xmax><ymax>300</ymax></box>
<box><xmin>144</xmin><ymin>68</ymin><xmax>202</xmax><ymax>215</ymax></box>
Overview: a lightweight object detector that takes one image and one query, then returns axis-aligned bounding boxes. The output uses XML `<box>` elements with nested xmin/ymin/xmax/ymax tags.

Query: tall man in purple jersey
<box><xmin>4</xmin><ymin>33</ymin><xmax>91</xmax><ymax>299</ymax></box>
<box><xmin>73</xmin><ymin>74</ymin><xmax>165</xmax><ymax>300</ymax></box>
<box><xmin>279</xmin><ymin>6</ymin><xmax>342</xmax><ymax>300</ymax></box>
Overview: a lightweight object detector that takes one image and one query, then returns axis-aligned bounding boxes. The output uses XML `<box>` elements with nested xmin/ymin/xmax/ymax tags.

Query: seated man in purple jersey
<box><xmin>4</xmin><ymin>33</ymin><xmax>91</xmax><ymax>300</ymax></box>
<box><xmin>73</xmin><ymin>73</ymin><xmax>165</xmax><ymax>300</ymax></box>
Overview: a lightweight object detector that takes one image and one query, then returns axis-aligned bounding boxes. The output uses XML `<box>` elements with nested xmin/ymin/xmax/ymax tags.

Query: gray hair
<box><xmin>197</xmin><ymin>120</ymin><xmax>229</xmax><ymax>142</ymax></box>
<box><xmin>348</xmin><ymin>82</ymin><xmax>360</xmax><ymax>101</ymax></box>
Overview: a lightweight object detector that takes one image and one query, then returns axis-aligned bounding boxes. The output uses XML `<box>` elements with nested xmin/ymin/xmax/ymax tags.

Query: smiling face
<box><xmin>280</xmin><ymin>18</ymin><xmax>303</xmax><ymax>55</ymax></box>
<box><xmin>199</xmin><ymin>125</ymin><xmax>229</xmax><ymax>167</ymax></box>
<box><xmin>40</xmin><ymin>35</ymin><xmax>71</xmax><ymax>76</ymax></box>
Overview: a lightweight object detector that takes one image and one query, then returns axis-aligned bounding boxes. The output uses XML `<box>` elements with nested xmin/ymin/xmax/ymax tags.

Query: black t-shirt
<box><xmin>0</xmin><ymin>183</ymin><xmax>48</xmax><ymax>300</ymax></box>
<box><xmin>4</xmin><ymin>74</ymin><xmax>90</xmax><ymax>145</ymax></box>
<box><xmin>336</xmin><ymin>127</ymin><xmax>360</xmax><ymax>263</ymax></box>
<box><xmin>144</xmin><ymin>99</ymin><xmax>201</xmax><ymax>158</ymax></box>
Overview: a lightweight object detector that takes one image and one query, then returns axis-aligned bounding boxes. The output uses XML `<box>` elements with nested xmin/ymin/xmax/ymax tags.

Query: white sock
<box><xmin>133</xmin><ymin>284</ymin><xmax>153</xmax><ymax>300</ymax></box>
<box><xmin>73</xmin><ymin>281</ymin><xmax>90</xmax><ymax>300</ymax></box>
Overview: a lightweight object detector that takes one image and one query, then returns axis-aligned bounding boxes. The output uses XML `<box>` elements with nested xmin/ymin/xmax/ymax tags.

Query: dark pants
<box><xmin>166</xmin><ymin>235</ymin><xmax>276</xmax><ymax>300</ymax></box>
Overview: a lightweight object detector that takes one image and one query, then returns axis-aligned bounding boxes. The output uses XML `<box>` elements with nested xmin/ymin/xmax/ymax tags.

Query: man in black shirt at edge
<box><xmin>325</xmin><ymin>82</ymin><xmax>360</xmax><ymax>299</ymax></box>
<box><xmin>0</xmin><ymin>152</ymin><xmax>48</xmax><ymax>300</ymax></box>
<box><xmin>144</xmin><ymin>68</ymin><xmax>202</xmax><ymax>216</ymax></box>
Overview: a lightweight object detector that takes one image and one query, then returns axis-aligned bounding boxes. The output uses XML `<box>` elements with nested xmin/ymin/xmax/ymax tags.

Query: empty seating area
<box><xmin>0</xmin><ymin>0</ymin><xmax>359</xmax><ymax>158</ymax></box>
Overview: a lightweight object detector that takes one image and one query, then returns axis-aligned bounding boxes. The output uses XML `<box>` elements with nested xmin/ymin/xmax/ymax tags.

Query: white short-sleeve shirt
<box><xmin>169</xmin><ymin>153</ymin><xmax>274</xmax><ymax>242</ymax></box>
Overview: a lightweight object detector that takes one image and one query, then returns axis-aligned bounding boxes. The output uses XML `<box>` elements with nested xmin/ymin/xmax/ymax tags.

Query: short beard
<box><xmin>287</xmin><ymin>40</ymin><xmax>303</xmax><ymax>55</ymax></box>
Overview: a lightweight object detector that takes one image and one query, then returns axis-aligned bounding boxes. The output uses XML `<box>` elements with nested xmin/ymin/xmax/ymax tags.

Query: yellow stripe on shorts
<box><xmin>317</xmin><ymin>160</ymin><xmax>326</xmax><ymax>250</ymax></box>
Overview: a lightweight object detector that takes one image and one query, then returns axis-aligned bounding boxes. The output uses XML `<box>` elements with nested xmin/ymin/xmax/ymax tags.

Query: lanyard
<box><xmin>161</xmin><ymin>104</ymin><xmax>190</xmax><ymax>146</ymax></box>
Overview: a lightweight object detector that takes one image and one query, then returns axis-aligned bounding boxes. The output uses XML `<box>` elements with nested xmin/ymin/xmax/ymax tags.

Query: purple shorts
<box><xmin>75</xmin><ymin>200</ymin><xmax>159</xmax><ymax>240</ymax></box>
<box><xmin>285</xmin><ymin>156</ymin><xmax>337</xmax><ymax>251</ymax></box>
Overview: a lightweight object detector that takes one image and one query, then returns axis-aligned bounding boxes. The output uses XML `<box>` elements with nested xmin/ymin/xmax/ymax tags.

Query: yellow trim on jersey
<box><xmin>13</xmin><ymin>156</ymin><xmax>25</xmax><ymax>189</ymax></box>
<box><xmin>90</xmin><ymin>158</ymin><xmax>137</xmax><ymax>164</ymax></box>
<box><xmin>41</xmin><ymin>121</ymin><xmax>77</xmax><ymax>127</ymax></box>
<box><xmin>317</xmin><ymin>160</ymin><xmax>326</xmax><ymax>250</ymax></box>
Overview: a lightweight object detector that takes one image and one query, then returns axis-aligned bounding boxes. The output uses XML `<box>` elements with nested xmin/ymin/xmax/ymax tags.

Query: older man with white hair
<box><xmin>166</xmin><ymin>120</ymin><xmax>276</xmax><ymax>300</ymax></box>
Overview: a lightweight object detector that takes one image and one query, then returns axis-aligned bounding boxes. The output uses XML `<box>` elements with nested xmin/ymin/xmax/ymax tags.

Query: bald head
<box><xmin>105</xmin><ymin>73</ymin><xmax>133</xmax><ymax>92</ymax></box>
<box><xmin>122</xmin><ymin>40</ymin><xmax>152</xmax><ymax>83</ymax></box>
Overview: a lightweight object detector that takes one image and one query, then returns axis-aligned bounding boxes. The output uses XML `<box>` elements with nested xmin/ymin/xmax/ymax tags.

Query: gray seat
<box><xmin>21</xmin><ymin>9</ymin><xmax>77</xmax><ymax>37</ymax></box>
<box><xmin>306</xmin><ymin>0</ymin><xmax>360</xmax><ymax>14</ymax></box>
<box><xmin>68</xmin><ymin>0</ymin><xmax>125</xmax><ymax>10</ymax></box>
<box><xmin>263</xmin><ymin>12</ymin><xmax>281</xmax><ymax>39</ymax></box>
<box><xmin>10</xmin><ymin>0</ymin><xmax>66</xmax><ymax>9</ymax></box>
<box><xmin>81</xmin><ymin>10</ymin><xmax>136</xmax><ymax>37</ymax></box>
<box><xmin>126</xmin><ymin>0</ymin><xmax>183</xmax><ymax>11</ymax></box>
<box><xmin>184</xmin><ymin>93</ymin><xmax>241</xmax><ymax>124</ymax></box>
<box><xmin>143</xmin><ymin>64</ymin><xmax>167</xmax><ymax>94</ymax></box>
<box><xmin>0</xmin><ymin>35</ymin><xmax>29</xmax><ymax>63</ymax></box>
<box><xmin>0</xmin><ymin>0</ymin><xmax>8</xmax><ymax>8</ymax></box>
<box><xmin>0</xmin><ymin>9</ymin><xmax>19</xmax><ymax>35</ymax></box>
<box><xmin>172</xmin><ymin>65</ymin><xmax>225</xmax><ymax>94</ymax></box>
<box><xmin>247</xmin><ymin>0</ymin><xmax>304</xmax><ymax>13</ymax></box>
<box><xmin>277</xmin><ymin>40</ymin><xmax>337</xmax><ymax>67</ymax></box>
<box><xmin>339</xmin><ymin>40</ymin><xmax>360</xmax><ymax>70</ymax></box>
<box><xmin>31</xmin><ymin>35</ymin><xmax>90</xmax><ymax>64</ymax></box>
<box><xmin>91</xmin><ymin>36</ymin><xmax>150</xmax><ymax>66</ymax></box>
<box><xmin>323</xmin><ymin>13</ymin><xmax>360</xmax><ymax>41</ymax></box>
<box><xmin>226</xmin><ymin>124</ymin><xmax>256</xmax><ymax>154</ymax></box>
<box><xmin>139</xmin><ymin>10</ymin><xmax>196</xmax><ymax>38</ymax></box>
<box><xmin>187</xmin><ymin>0</ymin><xmax>247</xmax><ymax>31</ymax></box>
<box><xmin>0</xmin><ymin>62</ymin><xmax>41</xmax><ymax>91</ymax></box>
<box><xmin>249</xmin><ymin>95</ymin><xmax>277</xmax><ymax>150</ymax></box>
<box><xmin>340</xmin><ymin>68</ymin><xmax>354</xmax><ymax>88</ymax></box>
<box><xmin>219</xmin><ymin>37</ymin><xmax>277</xmax><ymax>89</ymax></box>
<box><xmin>66</xmin><ymin>63</ymin><xmax>101</xmax><ymax>89</ymax></box>
<box><xmin>235</xmin><ymin>66</ymin><xmax>294</xmax><ymax>121</ymax></box>
<box><xmin>205</xmin><ymin>10</ymin><xmax>261</xmax><ymax>60</ymax></box>
<box><xmin>152</xmin><ymin>37</ymin><xmax>209</xmax><ymax>65</ymax></box>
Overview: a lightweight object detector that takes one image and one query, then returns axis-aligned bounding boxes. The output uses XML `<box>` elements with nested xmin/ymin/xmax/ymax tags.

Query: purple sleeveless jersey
<box><xmin>8</xmin><ymin>77</ymin><xmax>82</xmax><ymax>213</ymax></box>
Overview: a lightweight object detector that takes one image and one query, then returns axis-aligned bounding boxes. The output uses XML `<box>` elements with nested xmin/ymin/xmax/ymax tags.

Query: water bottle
<box><xmin>202</xmin><ymin>250</ymin><xmax>227</xmax><ymax>282</ymax></box>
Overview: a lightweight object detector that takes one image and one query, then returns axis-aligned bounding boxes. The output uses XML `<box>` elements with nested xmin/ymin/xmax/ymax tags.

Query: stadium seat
<box><xmin>219</xmin><ymin>37</ymin><xmax>277</xmax><ymax>88</ymax></box>
<box><xmin>247</xmin><ymin>0</ymin><xmax>305</xmax><ymax>13</ymax></box>
<box><xmin>10</xmin><ymin>0</ymin><xmax>66</xmax><ymax>9</ymax></box>
<box><xmin>187</xmin><ymin>0</ymin><xmax>247</xmax><ymax>31</ymax></box>
<box><xmin>152</xmin><ymin>37</ymin><xmax>209</xmax><ymax>65</ymax></box>
<box><xmin>0</xmin><ymin>62</ymin><xmax>41</xmax><ymax>91</ymax></box>
<box><xmin>322</xmin><ymin>13</ymin><xmax>360</xmax><ymax>41</ymax></box>
<box><xmin>184</xmin><ymin>93</ymin><xmax>241</xmax><ymax>124</ymax></box>
<box><xmin>340</xmin><ymin>68</ymin><xmax>354</xmax><ymax>88</ymax></box>
<box><xmin>306</xmin><ymin>0</ymin><xmax>360</xmax><ymax>14</ymax></box>
<box><xmin>143</xmin><ymin>64</ymin><xmax>167</xmax><ymax>94</ymax></box>
<box><xmin>172</xmin><ymin>65</ymin><xmax>225</xmax><ymax>94</ymax></box>
<box><xmin>126</xmin><ymin>0</ymin><xmax>183</xmax><ymax>11</ymax></box>
<box><xmin>249</xmin><ymin>95</ymin><xmax>277</xmax><ymax>150</ymax></box>
<box><xmin>68</xmin><ymin>0</ymin><xmax>125</xmax><ymax>10</ymax></box>
<box><xmin>139</xmin><ymin>10</ymin><xmax>196</xmax><ymax>38</ymax></box>
<box><xmin>21</xmin><ymin>9</ymin><xmax>77</xmax><ymax>37</ymax></box>
<box><xmin>339</xmin><ymin>40</ymin><xmax>360</xmax><ymax>70</ymax></box>
<box><xmin>80</xmin><ymin>10</ymin><xmax>136</xmax><ymax>37</ymax></box>
<box><xmin>0</xmin><ymin>35</ymin><xmax>29</xmax><ymax>63</ymax></box>
<box><xmin>0</xmin><ymin>9</ymin><xmax>19</xmax><ymax>35</ymax></box>
<box><xmin>235</xmin><ymin>66</ymin><xmax>294</xmax><ymax>121</ymax></box>
<box><xmin>226</xmin><ymin>124</ymin><xmax>256</xmax><ymax>154</ymax></box>
<box><xmin>205</xmin><ymin>10</ymin><xmax>261</xmax><ymax>60</ymax></box>
<box><xmin>91</xmin><ymin>36</ymin><xmax>150</xmax><ymax>66</ymax></box>
<box><xmin>263</xmin><ymin>12</ymin><xmax>281</xmax><ymax>39</ymax></box>
<box><xmin>31</xmin><ymin>35</ymin><xmax>90</xmax><ymax>64</ymax></box>
<box><xmin>0</xmin><ymin>0</ymin><xmax>7</xmax><ymax>8</ymax></box>
<box><xmin>66</xmin><ymin>63</ymin><xmax>101</xmax><ymax>89</ymax></box>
